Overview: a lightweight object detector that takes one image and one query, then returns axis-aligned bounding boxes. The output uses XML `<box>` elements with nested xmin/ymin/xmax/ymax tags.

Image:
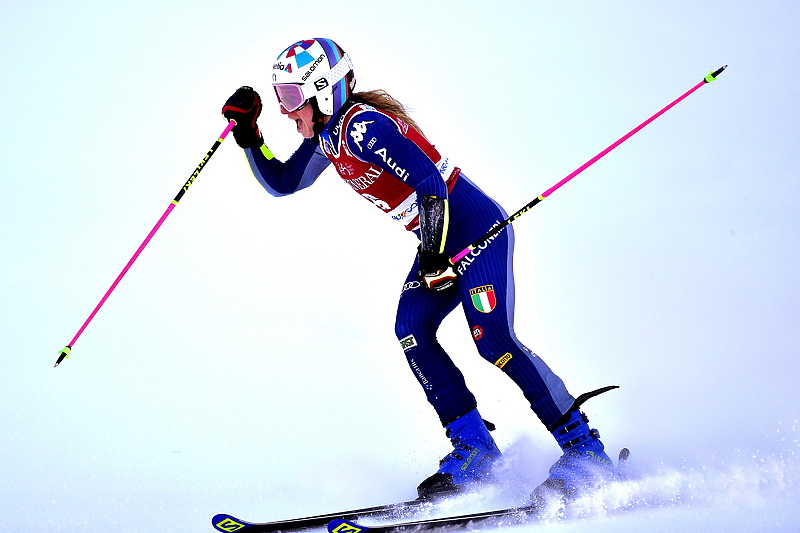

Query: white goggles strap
<box><xmin>304</xmin><ymin>53</ymin><xmax>353</xmax><ymax>96</ymax></box>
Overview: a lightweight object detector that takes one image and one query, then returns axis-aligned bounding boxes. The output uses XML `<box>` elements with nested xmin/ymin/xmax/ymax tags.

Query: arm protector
<box><xmin>417</xmin><ymin>195</ymin><xmax>457</xmax><ymax>291</ymax></box>
<box><xmin>419</xmin><ymin>195</ymin><xmax>449</xmax><ymax>255</ymax></box>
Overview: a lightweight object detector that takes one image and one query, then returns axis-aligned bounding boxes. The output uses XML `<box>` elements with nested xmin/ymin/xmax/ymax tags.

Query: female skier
<box><xmin>222</xmin><ymin>38</ymin><xmax>616</xmax><ymax>501</ymax></box>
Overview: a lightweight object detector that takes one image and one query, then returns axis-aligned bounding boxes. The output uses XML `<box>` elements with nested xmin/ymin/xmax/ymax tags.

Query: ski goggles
<box><xmin>272</xmin><ymin>53</ymin><xmax>354</xmax><ymax>113</ymax></box>
<box><xmin>273</xmin><ymin>84</ymin><xmax>309</xmax><ymax>113</ymax></box>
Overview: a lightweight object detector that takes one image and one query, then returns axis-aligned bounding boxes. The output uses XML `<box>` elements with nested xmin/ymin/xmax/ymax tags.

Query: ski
<box><xmin>215</xmin><ymin>448</ymin><xmax>631</xmax><ymax>533</ymax></box>
<box><xmin>327</xmin><ymin>504</ymin><xmax>542</xmax><ymax>533</ymax></box>
<box><xmin>326</xmin><ymin>448</ymin><xmax>632</xmax><ymax>533</ymax></box>
<box><xmin>212</xmin><ymin>498</ymin><xmax>434</xmax><ymax>533</ymax></box>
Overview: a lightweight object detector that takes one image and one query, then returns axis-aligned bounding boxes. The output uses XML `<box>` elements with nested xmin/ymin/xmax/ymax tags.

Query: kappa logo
<box><xmin>350</xmin><ymin>120</ymin><xmax>374</xmax><ymax>151</ymax></box>
<box><xmin>214</xmin><ymin>517</ymin><xmax>246</xmax><ymax>532</ymax></box>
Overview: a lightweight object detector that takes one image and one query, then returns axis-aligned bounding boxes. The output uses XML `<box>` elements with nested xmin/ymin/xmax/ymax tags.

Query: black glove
<box><xmin>222</xmin><ymin>86</ymin><xmax>264</xmax><ymax>148</ymax></box>
<box><xmin>418</xmin><ymin>250</ymin><xmax>458</xmax><ymax>291</ymax></box>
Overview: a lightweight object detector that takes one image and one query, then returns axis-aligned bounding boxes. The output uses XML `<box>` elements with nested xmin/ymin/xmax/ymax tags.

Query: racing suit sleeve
<box><xmin>344</xmin><ymin>110</ymin><xmax>450</xmax><ymax>249</ymax></box>
<box><xmin>244</xmin><ymin>138</ymin><xmax>331</xmax><ymax>197</ymax></box>
<box><xmin>344</xmin><ymin>110</ymin><xmax>449</xmax><ymax>199</ymax></box>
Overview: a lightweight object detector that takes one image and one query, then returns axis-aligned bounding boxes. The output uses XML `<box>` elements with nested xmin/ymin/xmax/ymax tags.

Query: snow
<box><xmin>2</xmin><ymin>1</ymin><xmax>799</xmax><ymax>532</ymax></box>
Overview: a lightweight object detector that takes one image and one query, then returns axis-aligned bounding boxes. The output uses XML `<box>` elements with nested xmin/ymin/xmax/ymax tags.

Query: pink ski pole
<box><xmin>55</xmin><ymin>120</ymin><xmax>237</xmax><ymax>367</ymax></box>
<box><xmin>450</xmin><ymin>66</ymin><xmax>727</xmax><ymax>264</ymax></box>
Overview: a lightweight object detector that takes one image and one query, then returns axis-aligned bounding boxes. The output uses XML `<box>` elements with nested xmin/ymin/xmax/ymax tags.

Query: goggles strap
<box><xmin>304</xmin><ymin>53</ymin><xmax>353</xmax><ymax>98</ymax></box>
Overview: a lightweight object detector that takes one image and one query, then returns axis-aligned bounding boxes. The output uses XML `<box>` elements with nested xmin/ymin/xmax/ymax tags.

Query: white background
<box><xmin>2</xmin><ymin>1</ymin><xmax>798</xmax><ymax>531</ymax></box>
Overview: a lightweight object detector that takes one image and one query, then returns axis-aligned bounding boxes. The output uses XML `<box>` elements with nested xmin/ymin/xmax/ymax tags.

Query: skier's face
<box><xmin>281</xmin><ymin>100</ymin><xmax>316</xmax><ymax>139</ymax></box>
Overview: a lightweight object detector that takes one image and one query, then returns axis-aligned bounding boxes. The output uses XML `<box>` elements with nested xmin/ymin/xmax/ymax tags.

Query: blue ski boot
<box><xmin>417</xmin><ymin>408</ymin><xmax>502</xmax><ymax>499</ymax></box>
<box><xmin>531</xmin><ymin>409</ymin><xmax>615</xmax><ymax>505</ymax></box>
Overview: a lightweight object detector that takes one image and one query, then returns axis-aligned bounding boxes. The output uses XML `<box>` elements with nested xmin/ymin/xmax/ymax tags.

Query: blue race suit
<box><xmin>243</xmin><ymin>101</ymin><xmax>575</xmax><ymax>428</ymax></box>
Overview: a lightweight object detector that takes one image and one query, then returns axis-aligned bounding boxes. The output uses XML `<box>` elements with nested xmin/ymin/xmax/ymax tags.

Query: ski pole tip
<box><xmin>705</xmin><ymin>65</ymin><xmax>728</xmax><ymax>83</ymax></box>
<box><xmin>54</xmin><ymin>346</ymin><xmax>71</xmax><ymax>368</ymax></box>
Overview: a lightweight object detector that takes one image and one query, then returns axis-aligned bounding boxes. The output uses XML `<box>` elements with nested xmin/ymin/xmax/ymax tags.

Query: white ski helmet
<box><xmin>272</xmin><ymin>38</ymin><xmax>355</xmax><ymax>116</ymax></box>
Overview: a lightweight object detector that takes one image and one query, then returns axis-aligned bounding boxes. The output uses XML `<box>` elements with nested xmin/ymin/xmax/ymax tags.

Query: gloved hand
<box><xmin>222</xmin><ymin>86</ymin><xmax>264</xmax><ymax>148</ymax></box>
<box><xmin>418</xmin><ymin>250</ymin><xmax>458</xmax><ymax>291</ymax></box>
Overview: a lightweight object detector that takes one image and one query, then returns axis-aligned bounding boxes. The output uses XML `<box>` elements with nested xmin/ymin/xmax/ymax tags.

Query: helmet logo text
<box><xmin>301</xmin><ymin>54</ymin><xmax>326</xmax><ymax>81</ymax></box>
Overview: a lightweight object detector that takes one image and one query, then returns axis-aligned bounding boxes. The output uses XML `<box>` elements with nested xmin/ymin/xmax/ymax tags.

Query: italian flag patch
<box><xmin>470</xmin><ymin>285</ymin><xmax>497</xmax><ymax>313</ymax></box>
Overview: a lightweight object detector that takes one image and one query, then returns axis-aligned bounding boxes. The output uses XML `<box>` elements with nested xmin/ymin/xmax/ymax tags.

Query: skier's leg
<box><xmin>456</xmin><ymin>223</ymin><xmax>575</xmax><ymax>427</ymax></box>
<box><xmin>456</xmin><ymin>222</ymin><xmax>615</xmax><ymax>499</ymax></box>
<box><xmin>395</xmin><ymin>264</ymin><xmax>473</xmax><ymax>422</ymax></box>
<box><xmin>395</xmin><ymin>259</ymin><xmax>501</xmax><ymax>498</ymax></box>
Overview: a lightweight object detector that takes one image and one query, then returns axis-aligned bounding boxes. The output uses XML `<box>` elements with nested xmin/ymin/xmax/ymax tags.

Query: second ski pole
<box><xmin>55</xmin><ymin>120</ymin><xmax>237</xmax><ymax>367</ymax></box>
<box><xmin>450</xmin><ymin>65</ymin><xmax>727</xmax><ymax>264</ymax></box>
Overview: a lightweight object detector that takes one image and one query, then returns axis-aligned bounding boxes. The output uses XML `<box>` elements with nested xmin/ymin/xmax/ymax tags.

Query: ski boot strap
<box><xmin>553</xmin><ymin>412</ymin><xmax>603</xmax><ymax>449</ymax></box>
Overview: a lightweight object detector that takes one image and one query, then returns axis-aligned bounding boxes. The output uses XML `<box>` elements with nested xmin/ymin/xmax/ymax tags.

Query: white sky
<box><xmin>2</xmin><ymin>1</ymin><xmax>799</xmax><ymax>531</ymax></box>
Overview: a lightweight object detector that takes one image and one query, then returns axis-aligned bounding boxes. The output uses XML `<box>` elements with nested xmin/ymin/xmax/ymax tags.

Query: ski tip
<box><xmin>328</xmin><ymin>519</ymin><xmax>372</xmax><ymax>533</ymax></box>
<box><xmin>212</xmin><ymin>513</ymin><xmax>251</xmax><ymax>532</ymax></box>
<box><xmin>54</xmin><ymin>346</ymin><xmax>71</xmax><ymax>368</ymax></box>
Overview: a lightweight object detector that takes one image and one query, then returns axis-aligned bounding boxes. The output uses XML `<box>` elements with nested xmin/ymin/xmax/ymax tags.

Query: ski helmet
<box><xmin>272</xmin><ymin>38</ymin><xmax>355</xmax><ymax>116</ymax></box>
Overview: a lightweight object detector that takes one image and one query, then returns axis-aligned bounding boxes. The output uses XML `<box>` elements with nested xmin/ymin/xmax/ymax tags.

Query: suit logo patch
<box><xmin>494</xmin><ymin>352</ymin><xmax>513</xmax><ymax>368</ymax></box>
<box><xmin>400</xmin><ymin>334</ymin><xmax>417</xmax><ymax>351</ymax></box>
<box><xmin>470</xmin><ymin>285</ymin><xmax>497</xmax><ymax>313</ymax></box>
<box><xmin>350</xmin><ymin>120</ymin><xmax>373</xmax><ymax>151</ymax></box>
<box><xmin>471</xmin><ymin>325</ymin><xmax>484</xmax><ymax>340</ymax></box>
